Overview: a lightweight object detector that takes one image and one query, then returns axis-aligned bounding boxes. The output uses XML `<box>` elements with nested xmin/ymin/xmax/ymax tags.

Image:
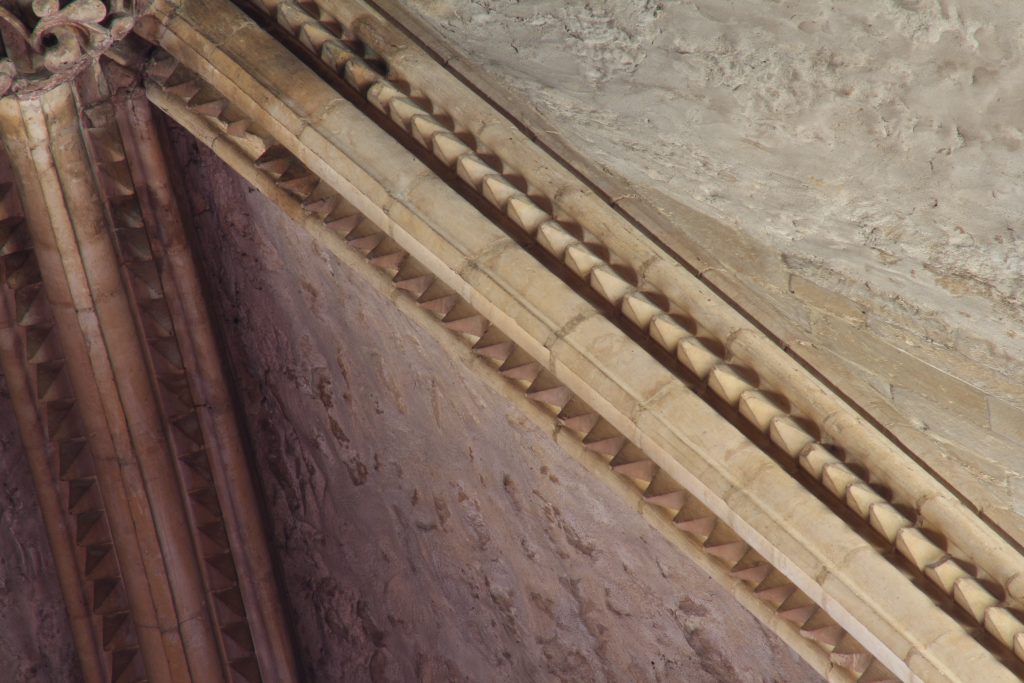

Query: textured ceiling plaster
<box><xmin>169</xmin><ymin>124</ymin><xmax>819</xmax><ymax>682</ymax></box>
<box><xmin>397</xmin><ymin>0</ymin><xmax>1024</xmax><ymax>382</ymax></box>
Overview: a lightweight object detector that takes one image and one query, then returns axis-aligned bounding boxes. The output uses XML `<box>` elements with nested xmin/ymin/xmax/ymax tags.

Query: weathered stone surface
<box><xmin>170</xmin><ymin>124</ymin><xmax>819</xmax><ymax>682</ymax></box>
<box><xmin>0</xmin><ymin>377</ymin><xmax>82</xmax><ymax>682</ymax></box>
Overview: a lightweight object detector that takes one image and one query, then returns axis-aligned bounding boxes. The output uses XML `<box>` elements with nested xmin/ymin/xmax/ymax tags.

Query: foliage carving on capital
<box><xmin>0</xmin><ymin>0</ymin><xmax>136</xmax><ymax>95</ymax></box>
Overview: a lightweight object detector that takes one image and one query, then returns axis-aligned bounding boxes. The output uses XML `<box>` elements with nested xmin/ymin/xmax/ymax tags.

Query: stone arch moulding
<box><xmin>0</xmin><ymin>0</ymin><xmax>1021</xmax><ymax>681</ymax></box>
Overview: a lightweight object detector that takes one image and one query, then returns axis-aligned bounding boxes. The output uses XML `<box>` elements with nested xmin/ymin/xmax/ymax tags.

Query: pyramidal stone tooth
<box><xmin>845</xmin><ymin>482</ymin><xmax>886</xmax><ymax>519</ymax></box>
<box><xmin>821</xmin><ymin>462</ymin><xmax>860</xmax><ymax>499</ymax></box>
<box><xmin>321</xmin><ymin>39</ymin><xmax>356</xmax><ymax>71</ymax></box>
<box><xmin>894</xmin><ymin>527</ymin><xmax>945</xmax><ymax>570</ymax></box>
<box><xmin>590</xmin><ymin>266</ymin><xmax>633</xmax><ymax>305</ymax></box>
<box><xmin>0</xmin><ymin>221</ymin><xmax>29</xmax><ymax>257</ymax></box>
<box><xmin>830</xmin><ymin>650</ymin><xmax>873</xmax><ymax>677</ymax></box>
<box><xmin>798</xmin><ymin>443</ymin><xmax>841</xmax><ymax>479</ymax></box>
<box><xmin>564</xmin><ymin>243</ymin><xmax>603</xmax><ymax>279</ymax></box>
<box><xmin>644</xmin><ymin>489</ymin><xmax>686</xmax><ymax>514</ymax></box>
<box><xmin>389</xmin><ymin>97</ymin><xmax>427</xmax><ymax>129</ymax></box>
<box><xmin>707</xmin><ymin>364</ymin><xmax>753</xmax><ymax>404</ymax></box>
<box><xmin>369</xmin><ymin>250</ymin><xmax>406</xmax><ymax>271</ymax></box>
<box><xmin>304</xmin><ymin>193</ymin><xmax>341</xmax><ymax>219</ymax></box>
<box><xmin>953</xmin><ymin>576</ymin><xmax>999</xmax><ymax>622</ymax></box>
<box><xmin>859</xmin><ymin>660</ymin><xmax>899</xmax><ymax>683</ymax></box>
<box><xmin>506</xmin><ymin>195</ymin><xmax>549</xmax><ymax>233</ymax></box>
<box><xmin>366</xmin><ymin>80</ymin><xmax>402</xmax><ymax>111</ymax></box>
<box><xmin>26</xmin><ymin>326</ymin><xmax>60</xmax><ymax>364</ymax></box>
<box><xmin>621</xmin><ymin>292</ymin><xmax>663</xmax><ymax>329</ymax></box>
<box><xmin>410</xmin><ymin>114</ymin><xmax>449</xmax><ymax>147</ymax></box>
<box><xmin>226</xmin><ymin>118</ymin><xmax>253</xmax><ymax>137</ymax></box>
<box><xmin>526</xmin><ymin>381</ymin><xmax>572</xmax><ymax>410</ymax></box>
<box><xmin>325</xmin><ymin>213</ymin><xmax>361</xmax><ymax>237</ymax></box>
<box><xmin>276</xmin><ymin>1</ymin><xmax>315</xmax><ymax>33</ymax></box>
<box><xmin>254</xmin><ymin>146</ymin><xmax>293</xmax><ymax>177</ymax></box>
<box><xmin>867</xmin><ymin>503</ymin><xmax>911</xmax><ymax>543</ymax></box>
<box><xmin>501</xmin><ymin>360</ymin><xmax>541</xmax><ymax>383</ymax></box>
<box><xmin>298</xmin><ymin>21</ymin><xmax>336</xmax><ymax>52</ymax></box>
<box><xmin>146</xmin><ymin>52</ymin><xmax>179</xmax><ymax>83</ymax></box>
<box><xmin>737</xmin><ymin>390</ymin><xmax>784</xmax><ymax>432</ymax></box>
<box><xmin>481</xmin><ymin>175</ymin><xmax>520</xmax><ymax>210</ymax></box>
<box><xmin>344</xmin><ymin>59</ymin><xmax>383</xmax><ymax>93</ymax></box>
<box><xmin>165</xmin><ymin>77</ymin><xmax>201</xmax><ymax>101</ymax></box>
<box><xmin>582</xmin><ymin>434</ymin><xmax>626</xmax><ymax>457</ymax></box>
<box><xmin>419</xmin><ymin>294</ymin><xmax>458</xmax><ymax>318</ymax></box>
<box><xmin>536</xmin><ymin>220</ymin><xmax>577</xmax><ymax>259</ymax></box>
<box><xmin>768</xmin><ymin>415</ymin><xmax>814</xmax><ymax>458</ymax></box>
<box><xmin>456</xmin><ymin>154</ymin><xmax>494</xmax><ymax>188</ymax></box>
<box><xmin>800</xmin><ymin>623</ymin><xmax>845</xmax><ymax>648</ymax></box>
<box><xmin>675</xmin><ymin>515</ymin><xmax>716</xmax><ymax>539</ymax></box>
<box><xmin>37</xmin><ymin>365</ymin><xmax>72</xmax><ymax>403</ymax></box>
<box><xmin>101</xmin><ymin>162</ymin><xmax>135</xmax><ymax>198</ymax></box>
<box><xmin>755</xmin><ymin>583</ymin><xmax>797</xmax><ymax>609</ymax></box>
<box><xmin>776</xmin><ymin>600</ymin><xmax>816</xmax><ymax>626</ymax></box>
<box><xmin>677</xmin><ymin>337</ymin><xmax>720</xmax><ymax>378</ymax></box>
<box><xmin>432</xmin><ymin>132</ymin><xmax>472</xmax><ymax>166</ymax></box>
<box><xmin>113</xmin><ymin>200</ymin><xmax>144</xmax><ymax>229</ymax></box>
<box><xmin>704</xmin><ymin>540</ymin><xmax>747</xmax><ymax>565</ymax></box>
<box><xmin>188</xmin><ymin>93</ymin><xmax>227</xmax><ymax>118</ymax></box>
<box><xmin>558</xmin><ymin>411</ymin><xmax>600</xmax><ymax>436</ymax></box>
<box><xmin>611</xmin><ymin>458</ymin><xmax>657</xmax><ymax>485</ymax></box>
<box><xmin>366</xmin><ymin>236</ymin><xmax>405</xmax><ymax>268</ymax></box>
<box><xmin>924</xmin><ymin>556</ymin><xmax>970</xmax><ymax>594</ymax></box>
<box><xmin>16</xmin><ymin>284</ymin><xmax>47</xmax><ymax>326</ymax></box>
<box><xmin>444</xmin><ymin>314</ymin><xmax>488</xmax><ymax>337</ymax></box>
<box><xmin>394</xmin><ymin>274</ymin><xmax>434</xmax><ymax>299</ymax></box>
<box><xmin>347</xmin><ymin>232</ymin><xmax>385</xmax><ymax>255</ymax></box>
<box><xmin>469</xmin><ymin>325</ymin><xmax>509</xmax><ymax>354</ymax></box>
<box><xmin>499</xmin><ymin>348</ymin><xmax>542</xmax><ymax>381</ymax></box>
<box><xmin>984</xmin><ymin>607</ymin><xmax>1024</xmax><ymax>648</ymax></box>
<box><xmin>730</xmin><ymin>562</ymin><xmax>772</xmax><ymax>586</ymax></box>
<box><xmin>276</xmin><ymin>170</ymin><xmax>319</xmax><ymax>198</ymax></box>
<box><xmin>649</xmin><ymin>315</ymin><xmax>687</xmax><ymax>351</ymax></box>
<box><xmin>474</xmin><ymin>339</ymin><xmax>513</xmax><ymax>362</ymax></box>
<box><xmin>88</xmin><ymin>128</ymin><xmax>126</xmax><ymax>163</ymax></box>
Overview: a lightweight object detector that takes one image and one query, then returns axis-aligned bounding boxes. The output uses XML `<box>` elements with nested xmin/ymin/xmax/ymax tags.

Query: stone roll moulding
<box><xmin>134</xmin><ymin>0</ymin><xmax>1024</xmax><ymax>680</ymax></box>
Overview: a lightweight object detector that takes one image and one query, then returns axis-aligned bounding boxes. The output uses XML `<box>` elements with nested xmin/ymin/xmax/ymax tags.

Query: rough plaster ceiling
<box><xmin>396</xmin><ymin>0</ymin><xmax>1024</xmax><ymax>378</ymax></box>
<box><xmin>387</xmin><ymin>0</ymin><xmax>1024</xmax><ymax>536</ymax></box>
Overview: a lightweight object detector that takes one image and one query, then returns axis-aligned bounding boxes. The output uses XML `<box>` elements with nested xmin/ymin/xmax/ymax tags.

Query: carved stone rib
<box><xmin>0</xmin><ymin>214</ymin><xmax>111</xmax><ymax>682</ymax></box>
<box><xmin>299</xmin><ymin>0</ymin><xmax>1024</xmax><ymax>626</ymax></box>
<box><xmin>144</xmin><ymin>67</ymin><xmax>894</xmax><ymax>682</ymax></box>
<box><xmin>0</xmin><ymin>82</ymin><xmax>223</xmax><ymax>683</ymax></box>
<box><xmin>226</xmin><ymin>0</ymin><xmax>1024</xmax><ymax>669</ymax></box>
<box><xmin>112</xmin><ymin>75</ymin><xmax>299</xmax><ymax>683</ymax></box>
<box><xmin>138</xmin><ymin>4</ymin><xmax>1012</xmax><ymax>673</ymax></box>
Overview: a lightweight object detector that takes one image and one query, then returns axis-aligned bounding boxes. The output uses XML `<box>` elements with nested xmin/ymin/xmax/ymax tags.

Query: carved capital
<box><xmin>0</xmin><ymin>0</ymin><xmax>138</xmax><ymax>96</ymax></box>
